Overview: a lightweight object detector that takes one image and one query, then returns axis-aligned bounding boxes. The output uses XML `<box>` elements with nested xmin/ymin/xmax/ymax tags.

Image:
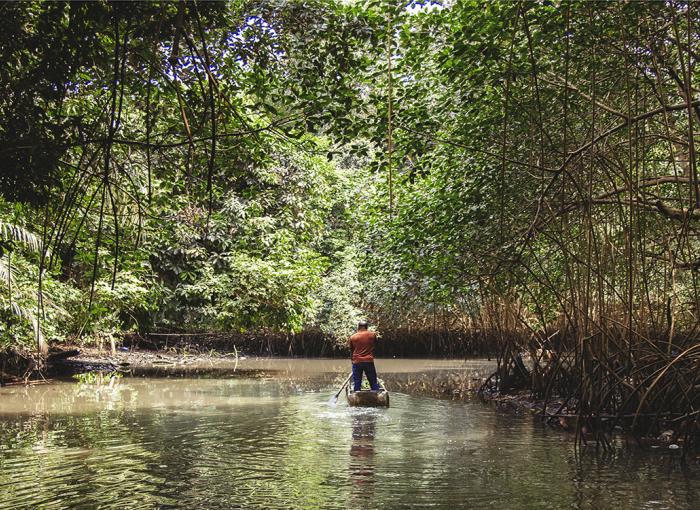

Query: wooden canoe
<box><xmin>346</xmin><ymin>388</ymin><xmax>390</xmax><ymax>407</ymax></box>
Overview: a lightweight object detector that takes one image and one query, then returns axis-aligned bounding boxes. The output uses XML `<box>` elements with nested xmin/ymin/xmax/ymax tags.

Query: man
<box><xmin>349</xmin><ymin>321</ymin><xmax>379</xmax><ymax>391</ymax></box>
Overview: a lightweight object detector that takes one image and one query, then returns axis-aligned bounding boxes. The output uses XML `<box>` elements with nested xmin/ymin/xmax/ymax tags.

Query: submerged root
<box><xmin>479</xmin><ymin>327</ymin><xmax>700</xmax><ymax>452</ymax></box>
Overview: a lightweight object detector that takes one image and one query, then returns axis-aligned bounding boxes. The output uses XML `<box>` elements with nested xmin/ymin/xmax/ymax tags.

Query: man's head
<box><xmin>357</xmin><ymin>320</ymin><xmax>369</xmax><ymax>331</ymax></box>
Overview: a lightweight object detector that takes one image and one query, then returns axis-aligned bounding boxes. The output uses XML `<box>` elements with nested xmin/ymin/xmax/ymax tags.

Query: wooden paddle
<box><xmin>329</xmin><ymin>372</ymin><xmax>354</xmax><ymax>405</ymax></box>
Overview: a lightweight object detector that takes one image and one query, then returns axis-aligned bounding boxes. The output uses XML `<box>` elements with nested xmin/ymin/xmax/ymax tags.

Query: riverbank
<box><xmin>49</xmin><ymin>347</ymin><xmax>494</xmax><ymax>380</ymax></box>
<box><xmin>2</xmin><ymin>331</ymin><xmax>498</xmax><ymax>383</ymax></box>
<box><xmin>3</xmin><ymin>346</ymin><xmax>696</xmax><ymax>456</ymax></box>
<box><xmin>1</xmin><ymin>345</ymin><xmax>495</xmax><ymax>385</ymax></box>
<box><xmin>18</xmin><ymin>347</ymin><xmax>667</xmax><ymax>447</ymax></box>
<box><xmin>121</xmin><ymin>330</ymin><xmax>497</xmax><ymax>358</ymax></box>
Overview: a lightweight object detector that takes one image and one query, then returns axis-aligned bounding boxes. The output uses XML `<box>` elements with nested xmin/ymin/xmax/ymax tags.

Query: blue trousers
<box><xmin>352</xmin><ymin>361</ymin><xmax>379</xmax><ymax>391</ymax></box>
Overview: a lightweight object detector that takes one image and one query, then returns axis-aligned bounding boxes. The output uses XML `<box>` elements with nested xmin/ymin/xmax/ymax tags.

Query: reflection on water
<box><xmin>0</xmin><ymin>362</ymin><xmax>698</xmax><ymax>510</ymax></box>
<box><xmin>349</xmin><ymin>410</ymin><xmax>378</xmax><ymax>502</ymax></box>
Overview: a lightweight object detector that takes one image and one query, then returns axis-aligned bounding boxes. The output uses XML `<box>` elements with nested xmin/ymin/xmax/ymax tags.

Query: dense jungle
<box><xmin>1</xmin><ymin>0</ymin><xmax>700</xmax><ymax>450</ymax></box>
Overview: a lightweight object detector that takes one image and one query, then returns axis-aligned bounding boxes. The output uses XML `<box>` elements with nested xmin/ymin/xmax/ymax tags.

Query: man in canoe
<box><xmin>349</xmin><ymin>321</ymin><xmax>380</xmax><ymax>391</ymax></box>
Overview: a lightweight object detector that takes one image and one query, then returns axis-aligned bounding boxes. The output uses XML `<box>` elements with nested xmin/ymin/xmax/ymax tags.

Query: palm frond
<box><xmin>0</xmin><ymin>221</ymin><xmax>44</xmax><ymax>254</ymax></box>
<box><xmin>0</xmin><ymin>258</ymin><xmax>14</xmax><ymax>284</ymax></box>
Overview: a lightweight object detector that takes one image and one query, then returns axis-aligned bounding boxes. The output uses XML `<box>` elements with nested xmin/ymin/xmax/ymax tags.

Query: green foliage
<box><xmin>0</xmin><ymin>305</ymin><xmax>34</xmax><ymax>351</ymax></box>
<box><xmin>4</xmin><ymin>0</ymin><xmax>700</xmax><ymax>359</ymax></box>
<box><xmin>312</xmin><ymin>246</ymin><xmax>364</xmax><ymax>344</ymax></box>
<box><xmin>0</xmin><ymin>0</ymin><xmax>379</xmax><ymax>350</ymax></box>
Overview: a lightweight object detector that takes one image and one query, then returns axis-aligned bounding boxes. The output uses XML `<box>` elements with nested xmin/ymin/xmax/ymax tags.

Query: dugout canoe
<box><xmin>346</xmin><ymin>388</ymin><xmax>390</xmax><ymax>407</ymax></box>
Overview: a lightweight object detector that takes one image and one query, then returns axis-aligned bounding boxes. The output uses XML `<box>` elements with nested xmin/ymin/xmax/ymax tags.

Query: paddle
<box><xmin>329</xmin><ymin>372</ymin><xmax>354</xmax><ymax>405</ymax></box>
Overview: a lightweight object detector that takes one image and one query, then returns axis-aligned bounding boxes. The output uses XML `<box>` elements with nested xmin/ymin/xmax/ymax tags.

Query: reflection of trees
<box><xmin>0</xmin><ymin>396</ymin><xmax>163</xmax><ymax>508</ymax></box>
<box><xmin>567</xmin><ymin>448</ymin><xmax>700</xmax><ymax>509</ymax></box>
<box><xmin>0</xmin><ymin>378</ymin><xmax>354</xmax><ymax>509</ymax></box>
<box><xmin>368</xmin><ymin>395</ymin><xmax>573</xmax><ymax>508</ymax></box>
<box><xmin>1</xmin><ymin>377</ymin><xmax>698</xmax><ymax>509</ymax></box>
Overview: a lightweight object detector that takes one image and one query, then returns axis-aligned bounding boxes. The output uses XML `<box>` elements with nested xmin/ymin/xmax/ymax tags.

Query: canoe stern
<box><xmin>346</xmin><ymin>389</ymin><xmax>390</xmax><ymax>407</ymax></box>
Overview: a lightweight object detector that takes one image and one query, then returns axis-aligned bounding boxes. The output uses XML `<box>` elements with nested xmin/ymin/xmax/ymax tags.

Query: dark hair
<box><xmin>358</xmin><ymin>320</ymin><xmax>369</xmax><ymax>330</ymax></box>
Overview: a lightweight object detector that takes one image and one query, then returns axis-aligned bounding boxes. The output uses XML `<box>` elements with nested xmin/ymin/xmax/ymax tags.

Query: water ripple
<box><xmin>0</xmin><ymin>377</ymin><xmax>698</xmax><ymax>510</ymax></box>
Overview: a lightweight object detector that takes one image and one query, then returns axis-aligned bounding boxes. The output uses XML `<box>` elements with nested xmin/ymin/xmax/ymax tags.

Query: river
<box><xmin>0</xmin><ymin>358</ymin><xmax>697</xmax><ymax>509</ymax></box>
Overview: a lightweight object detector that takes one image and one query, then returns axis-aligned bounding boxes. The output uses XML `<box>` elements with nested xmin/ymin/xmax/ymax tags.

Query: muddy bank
<box><xmin>0</xmin><ymin>349</ymin><xmax>39</xmax><ymax>385</ymax></box>
<box><xmin>48</xmin><ymin>348</ymin><xmax>494</xmax><ymax>381</ymax></box>
<box><xmin>122</xmin><ymin>329</ymin><xmax>497</xmax><ymax>358</ymax></box>
<box><xmin>0</xmin><ymin>325</ymin><xmax>495</xmax><ymax>383</ymax></box>
<box><xmin>46</xmin><ymin>347</ymin><xmax>253</xmax><ymax>379</ymax></box>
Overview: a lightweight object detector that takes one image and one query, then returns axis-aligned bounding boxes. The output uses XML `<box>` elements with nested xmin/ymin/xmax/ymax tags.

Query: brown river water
<box><xmin>0</xmin><ymin>358</ymin><xmax>697</xmax><ymax>509</ymax></box>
